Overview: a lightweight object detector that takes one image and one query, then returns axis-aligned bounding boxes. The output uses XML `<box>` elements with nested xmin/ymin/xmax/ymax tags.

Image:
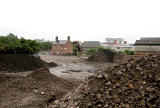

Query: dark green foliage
<box><xmin>73</xmin><ymin>44</ymin><xmax>78</xmax><ymax>55</ymax></box>
<box><xmin>0</xmin><ymin>33</ymin><xmax>41</xmax><ymax>54</ymax></box>
<box><xmin>85</xmin><ymin>47</ymin><xmax>116</xmax><ymax>56</ymax></box>
<box><xmin>124</xmin><ymin>50</ymin><xmax>134</xmax><ymax>55</ymax></box>
<box><xmin>40</xmin><ymin>41</ymin><xmax>52</xmax><ymax>51</ymax></box>
<box><xmin>85</xmin><ymin>48</ymin><xmax>97</xmax><ymax>55</ymax></box>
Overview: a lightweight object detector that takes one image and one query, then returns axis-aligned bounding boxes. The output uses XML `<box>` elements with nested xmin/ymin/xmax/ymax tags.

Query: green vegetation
<box><xmin>40</xmin><ymin>41</ymin><xmax>52</xmax><ymax>51</ymax></box>
<box><xmin>73</xmin><ymin>44</ymin><xmax>78</xmax><ymax>55</ymax></box>
<box><xmin>85</xmin><ymin>48</ymin><xmax>97</xmax><ymax>55</ymax></box>
<box><xmin>124</xmin><ymin>50</ymin><xmax>134</xmax><ymax>55</ymax></box>
<box><xmin>0</xmin><ymin>33</ymin><xmax>41</xmax><ymax>54</ymax></box>
<box><xmin>85</xmin><ymin>47</ymin><xmax>116</xmax><ymax>56</ymax></box>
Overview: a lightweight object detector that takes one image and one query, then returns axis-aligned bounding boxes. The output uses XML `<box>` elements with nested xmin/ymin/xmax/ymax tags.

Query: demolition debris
<box><xmin>52</xmin><ymin>54</ymin><xmax>160</xmax><ymax>108</ymax></box>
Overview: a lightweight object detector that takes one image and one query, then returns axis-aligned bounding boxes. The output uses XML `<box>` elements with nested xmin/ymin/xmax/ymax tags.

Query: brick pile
<box><xmin>52</xmin><ymin>54</ymin><xmax>160</xmax><ymax>108</ymax></box>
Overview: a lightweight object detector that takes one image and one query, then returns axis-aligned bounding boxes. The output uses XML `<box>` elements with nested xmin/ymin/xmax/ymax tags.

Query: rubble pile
<box><xmin>0</xmin><ymin>73</ymin><xmax>19</xmax><ymax>83</ymax></box>
<box><xmin>113</xmin><ymin>52</ymin><xmax>125</xmax><ymax>63</ymax></box>
<box><xmin>0</xmin><ymin>68</ymin><xmax>79</xmax><ymax>108</ymax></box>
<box><xmin>0</xmin><ymin>54</ymin><xmax>57</xmax><ymax>73</ymax></box>
<box><xmin>52</xmin><ymin>54</ymin><xmax>160</xmax><ymax>108</ymax></box>
<box><xmin>88</xmin><ymin>49</ymin><xmax>124</xmax><ymax>63</ymax></box>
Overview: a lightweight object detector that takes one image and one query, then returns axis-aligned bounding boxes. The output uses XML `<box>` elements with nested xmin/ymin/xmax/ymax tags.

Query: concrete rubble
<box><xmin>51</xmin><ymin>54</ymin><xmax>160</xmax><ymax>108</ymax></box>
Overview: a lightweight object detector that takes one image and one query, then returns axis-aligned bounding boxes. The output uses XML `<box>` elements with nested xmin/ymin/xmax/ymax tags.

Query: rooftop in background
<box><xmin>34</xmin><ymin>38</ymin><xmax>45</xmax><ymax>42</ymax></box>
<box><xmin>81</xmin><ymin>41</ymin><xmax>101</xmax><ymax>48</ymax></box>
<box><xmin>52</xmin><ymin>36</ymin><xmax>71</xmax><ymax>45</ymax></box>
<box><xmin>52</xmin><ymin>40</ymin><xmax>67</xmax><ymax>45</ymax></box>
<box><xmin>105</xmin><ymin>38</ymin><xmax>124</xmax><ymax>42</ymax></box>
<box><xmin>135</xmin><ymin>37</ymin><xmax>160</xmax><ymax>45</ymax></box>
<box><xmin>140</xmin><ymin>37</ymin><xmax>160</xmax><ymax>40</ymax></box>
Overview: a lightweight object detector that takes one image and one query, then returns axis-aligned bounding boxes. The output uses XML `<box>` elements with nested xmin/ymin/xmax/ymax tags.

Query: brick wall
<box><xmin>51</xmin><ymin>42</ymin><xmax>74</xmax><ymax>55</ymax></box>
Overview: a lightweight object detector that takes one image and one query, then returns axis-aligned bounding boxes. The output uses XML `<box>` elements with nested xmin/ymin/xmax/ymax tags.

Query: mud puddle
<box><xmin>49</xmin><ymin>63</ymin><xmax>99</xmax><ymax>81</ymax></box>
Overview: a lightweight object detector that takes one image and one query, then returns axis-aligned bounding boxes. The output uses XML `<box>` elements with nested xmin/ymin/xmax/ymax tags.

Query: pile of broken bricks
<box><xmin>52</xmin><ymin>54</ymin><xmax>160</xmax><ymax>108</ymax></box>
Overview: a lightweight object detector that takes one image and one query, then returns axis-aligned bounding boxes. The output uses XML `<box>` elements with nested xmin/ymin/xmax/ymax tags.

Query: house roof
<box><xmin>135</xmin><ymin>40</ymin><xmax>160</xmax><ymax>45</ymax></box>
<box><xmin>140</xmin><ymin>37</ymin><xmax>160</xmax><ymax>40</ymax></box>
<box><xmin>81</xmin><ymin>41</ymin><xmax>101</xmax><ymax>48</ymax></box>
<box><xmin>52</xmin><ymin>40</ymin><xmax>67</xmax><ymax>45</ymax></box>
<box><xmin>105</xmin><ymin>38</ymin><xmax>124</xmax><ymax>42</ymax></box>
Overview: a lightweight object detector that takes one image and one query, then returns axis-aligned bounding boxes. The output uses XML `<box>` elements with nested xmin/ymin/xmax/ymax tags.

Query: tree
<box><xmin>40</xmin><ymin>41</ymin><xmax>52</xmax><ymax>51</ymax></box>
<box><xmin>0</xmin><ymin>33</ymin><xmax>41</xmax><ymax>54</ymax></box>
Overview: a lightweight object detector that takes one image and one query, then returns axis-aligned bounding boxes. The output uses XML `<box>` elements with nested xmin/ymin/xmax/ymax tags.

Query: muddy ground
<box><xmin>0</xmin><ymin>54</ymin><xmax>115</xmax><ymax>108</ymax></box>
<box><xmin>40</xmin><ymin>54</ymin><xmax>116</xmax><ymax>81</ymax></box>
<box><xmin>0</xmin><ymin>54</ymin><xmax>142</xmax><ymax>108</ymax></box>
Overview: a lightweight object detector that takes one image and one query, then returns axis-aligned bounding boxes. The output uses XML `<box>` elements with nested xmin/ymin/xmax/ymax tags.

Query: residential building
<box><xmin>51</xmin><ymin>36</ymin><xmax>74</xmax><ymax>55</ymax></box>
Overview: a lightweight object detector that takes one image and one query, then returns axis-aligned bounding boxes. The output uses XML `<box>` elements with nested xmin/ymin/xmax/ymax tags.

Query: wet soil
<box><xmin>40</xmin><ymin>55</ymin><xmax>115</xmax><ymax>81</ymax></box>
<box><xmin>0</xmin><ymin>54</ymin><xmax>109</xmax><ymax>108</ymax></box>
<box><xmin>0</xmin><ymin>54</ymin><xmax>141</xmax><ymax>108</ymax></box>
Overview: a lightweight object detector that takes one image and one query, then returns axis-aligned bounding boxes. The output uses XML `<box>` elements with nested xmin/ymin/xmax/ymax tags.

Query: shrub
<box><xmin>85</xmin><ymin>47</ymin><xmax>116</xmax><ymax>56</ymax></box>
<box><xmin>0</xmin><ymin>33</ymin><xmax>41</xmax><ymax>54</ymax></box>
<box><xmin>124</xmin><ymin>50</ymin><xmax>134</xmax><ymax>55</ymax></box>
<box><xmin>85</xmin><ymin>48</ymin><xmax>97</xmax><ymax>55</ymax></box>
<box><xmin>40</xmin><ymin>41</ymin><xmax>52</xmax><ymax>51</ymax></box>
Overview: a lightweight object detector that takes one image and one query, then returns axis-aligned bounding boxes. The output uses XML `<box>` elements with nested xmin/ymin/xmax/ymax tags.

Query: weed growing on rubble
<box><xmin>124</xmin><ymin>50</ymin><xmax>134</xmax><ymax>55</ymax></box>
<box><xmin>85</xmin><ymin>47</ymin><xmax>116</xmax><ymax>56</ymax></box>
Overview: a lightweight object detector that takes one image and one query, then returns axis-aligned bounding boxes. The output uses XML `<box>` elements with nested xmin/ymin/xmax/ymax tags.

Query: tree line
<box><xmin>0</xmin><ymin>33</ymin><xmax>52</xmax><ymax>54</ymax></box>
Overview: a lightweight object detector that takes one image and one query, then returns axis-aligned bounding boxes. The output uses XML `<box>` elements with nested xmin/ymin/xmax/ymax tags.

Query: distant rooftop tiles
<box><xmin>135</xmin><ymin>37</ymin><xmax>160</xmax><ymax>45</ymax></box>
<box><xmin>105</xmin><ymin>38</ymin><xmax>124</xmax><ymax>42</ymax></box>
<box><xmin>81</xmin><ymin>41</ymin><xmax>101</xmax><ymax>48</ymax></box>
<box><xmin>52</xmin><ymin>40</ymin><xmax>67</xmax><ymax>45</ymax></box>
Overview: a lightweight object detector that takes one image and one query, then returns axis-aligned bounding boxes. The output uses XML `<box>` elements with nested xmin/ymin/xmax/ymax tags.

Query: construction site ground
<box><xmin>40</xmin><ymin>54</ymin><xmax>116</xmax><ymax>81</ymax></box>
<box><xmin>0</xmin><ymin>54</ymin><xmax>142</xmax><ymax>108</ymax></box>
<box><xmin>0</xmin><ymin>54</ymin><xmax>116</xmax><ymax>108</ymax></box>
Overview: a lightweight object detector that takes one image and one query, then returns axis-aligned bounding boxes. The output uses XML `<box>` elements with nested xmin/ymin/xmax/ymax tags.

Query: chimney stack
<box><xmin>67</xmin><ymin>36</ymin><xmax>70</xmax><ymax>42</ymax></box>
<box><xmin>124</xmin><ymin>41</ymin><xmax>127</xmax><ymax>44</ymax></box>
<box><xmin>114</xmin><ymin>40</ymin><xmax>117</xmax><ymax>45</ymax></box>
<box><xmin>56</xmin><ymin>36</ymin><xmax>58</xmax><ymax>42</ymax></box>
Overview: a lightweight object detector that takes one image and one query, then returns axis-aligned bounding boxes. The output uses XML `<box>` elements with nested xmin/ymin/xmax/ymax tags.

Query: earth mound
<box><xmin>88</xmin><ymin>49</ymin><xmax>125</xmax><ymax>63</ymax></box>
<box><xmin>53</xmin><ymin>54</ymin><xmax>160</xmax><ymax>108</ymax></box>
<box><xmin>0</xmin><ymin>68</ymin><xmax>80</xmax><ymax>108</ymax></box>
<box><xmin>0</xmin><ymin>54</ymin><xmax>57</xmax><ymax>73</ymax></box>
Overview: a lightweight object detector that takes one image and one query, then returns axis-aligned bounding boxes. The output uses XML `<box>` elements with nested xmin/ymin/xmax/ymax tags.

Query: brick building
<box><xmin>51</xmin><ymin>36</ymin><xmax>74</xmax><ymax>55</ymax></box>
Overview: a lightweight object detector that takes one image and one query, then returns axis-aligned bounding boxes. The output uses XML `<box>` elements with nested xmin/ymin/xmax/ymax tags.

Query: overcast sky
<box><xmin>0</xmin><ymin>0</ymin><xmax>160</xmax><ymax>43</ymax></box>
